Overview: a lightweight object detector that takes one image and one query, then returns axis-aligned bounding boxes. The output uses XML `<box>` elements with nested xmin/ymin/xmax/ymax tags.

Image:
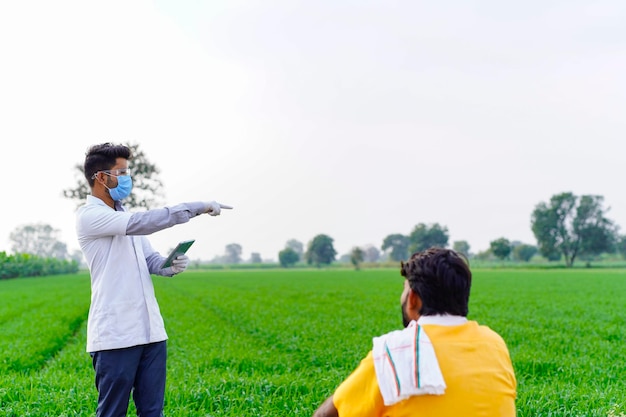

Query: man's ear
<box><xmin>407</xmin><ymin>288</ymin><xmax>422</xmax><ymax>315</ymax></box>
<box><xmin>94</xmin><ymin>172</ymin><xmax>106</xmax><ymax>186</ymax></box>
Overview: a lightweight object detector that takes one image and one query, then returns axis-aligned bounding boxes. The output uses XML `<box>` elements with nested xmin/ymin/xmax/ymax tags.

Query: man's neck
<box><xmin>92</xmin><ymin>188</ymin><xmax>115</xmax><ymax>209</ymax></box>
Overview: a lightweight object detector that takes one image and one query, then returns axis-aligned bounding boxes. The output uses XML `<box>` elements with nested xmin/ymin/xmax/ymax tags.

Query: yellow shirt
<box><xmin>333</xmin><ymin>321</ymin><xmax>516</xmax><ymax>417</ymax></box>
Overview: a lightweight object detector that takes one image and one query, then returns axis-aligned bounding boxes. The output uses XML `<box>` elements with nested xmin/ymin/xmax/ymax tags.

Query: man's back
<box><xmin>411</xmin><ymin>321</ymin><xmax>516</xmax><ymax>416</ymax></box>
<box><xmin>333</xmin><ymin>320</ymin><xmax>516</xmax><ymax>417</ymax></box>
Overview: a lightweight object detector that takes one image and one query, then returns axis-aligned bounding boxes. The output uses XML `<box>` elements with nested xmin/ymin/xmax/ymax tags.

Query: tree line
<box><xmin>3</xmin><ymin>145</ymin><xmax>623</xmax><ymax>279</ymax></box>
<box><xmin>274</xmin><ymin>191</ymin><xmax>622</xmax><ymax>269</ymax></box>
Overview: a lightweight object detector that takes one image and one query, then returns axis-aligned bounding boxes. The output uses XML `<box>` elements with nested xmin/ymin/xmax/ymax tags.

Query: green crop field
<box><xmin>0</xmin><ymin>268</ymin><xmax>625</xmax><ymax>416</ymax></box>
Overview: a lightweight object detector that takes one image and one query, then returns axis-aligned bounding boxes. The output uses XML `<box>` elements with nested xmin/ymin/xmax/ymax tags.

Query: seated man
<box><xmin>312</xmin><ymin>247</ymin><xmax>516</xmax><ymax>417</ymax></box>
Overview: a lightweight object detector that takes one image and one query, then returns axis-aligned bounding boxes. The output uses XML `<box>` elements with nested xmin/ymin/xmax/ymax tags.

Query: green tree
<box><xmin>452</xmin><ymin>240</ymin><xmax>470</xmax><ymax>257</ymax></box>
<box><xmin>531</xmin><ymin>192</ymin><xmax>617</xmax><ymax>267</ymax></box>
<box><xmin>489</xmin><ymin>238</ymin><xmax>511</xmax><ymax>260</ymax></box>
<box><xmin>305</xmin><ymin>234</ymin><xmax>337</xmax><ymax>267</ymax></box>
<box><xmin>223</xmin><ymin>243</ymin><xmax>242</xmax><ymax>264</ymax></box>
<box><xmin>408</xmin><ymin>223</ymin><xmax>449</xmax><ymax>254</ymax></box>
<box><xmin>63</xmin><ymin>142</ymin><xmax>165</xmax><ymax>210</ymax></box>
<box><xmin>278</xmin><ymin>247</ymin><xmax>299</xmax><ymax>268</ymax></box>
<box><xmin>513</xmin><ymin>244</ymin><xmax>538</xmax><ymax>262</ymax></box>
<box><xmin>350</xmin><ymin>247</ymin><xmax>364</xmax><ymax>270</ymax></box>
<box><xmin>381</xmin><ymin>234</ymin><xmax>410</xmax><ymax>261</ymax></box>
<box><xmin>576</xmin><ymin>195</ymin><xmax>618</xmax><ymax>262</ymax></box>
<box><xmin>9</xmin><ymin>224</ymin><xmax>68</xmax><ymax>259</ymax></box>
<box><xmin>249</xmin><ymin>252</ymin><xmax>262</xmax><ymax>263</ymax></box>
<box><xmin>285</xmin><ymin>239</ymin><xmax>304</xmax><ymax>259</ymax></box>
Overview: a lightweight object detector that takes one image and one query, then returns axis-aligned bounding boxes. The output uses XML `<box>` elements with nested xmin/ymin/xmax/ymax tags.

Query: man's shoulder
<box><xmin>455</xmin><ymin>321</ymin><xmax>511</xmax><ymax>353</ymax></box>
<box><xmin>77</xmin><ymin>199</ymin><xmax>109</xmax><ymax>221</ymax></box>
<box><xmin>76</xmin><ymin>196</ymin><xmax>133</xmax><ymax>238</ymax></box>
<box><xmin>375</xmin><ymin>325</ymin><xmax>413</xmax><ymax>341</ymax></box>
<box><xmin>473</xmin><ymin>321</ymin><xmax>508</xmax><ymax>341</ymax></box>
<box><xmin>420</xmin><ymin>320</ymin><xmax>507</xmax><ymax>345</ymax></box>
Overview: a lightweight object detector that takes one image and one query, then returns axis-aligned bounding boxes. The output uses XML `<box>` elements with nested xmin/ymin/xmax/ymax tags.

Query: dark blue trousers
<box><xmin>91</xmin><ymin>341</ymin><xmax>167</xmax><ymax>417</ymax></box>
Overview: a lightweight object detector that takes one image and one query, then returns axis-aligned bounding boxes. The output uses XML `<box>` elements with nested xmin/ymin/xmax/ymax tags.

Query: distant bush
<box><xmin>0</xmin><ymin>251</ymin><xmax>79</xmax><ymax>279</ymax></box>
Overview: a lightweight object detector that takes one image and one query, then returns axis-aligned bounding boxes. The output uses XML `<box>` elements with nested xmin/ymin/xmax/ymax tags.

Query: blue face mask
<box><xmin>105</xmin><ymin>174</ymin><xmax>133</xmax><ymax>201</ymax></box>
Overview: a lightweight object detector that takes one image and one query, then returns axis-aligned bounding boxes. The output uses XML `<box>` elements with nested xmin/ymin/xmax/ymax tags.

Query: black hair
<box><xmin>83</xmin><ymin>143</ymin><xmax>132</xmax><ymax>187</ymax></box>
<box><xmin>400</xmin><ymin>247</ymin><xmax>472</xmax><ymax>316</ymax></box>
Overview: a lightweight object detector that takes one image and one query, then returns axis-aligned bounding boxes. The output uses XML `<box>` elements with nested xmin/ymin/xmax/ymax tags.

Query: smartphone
<box><xmin>161</xmin><ymin>239</ymin><xmax>195</xmax><ymax>268</ymax></box>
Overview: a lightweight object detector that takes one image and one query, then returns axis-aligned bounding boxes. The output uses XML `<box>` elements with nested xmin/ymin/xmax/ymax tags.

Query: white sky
<box><xmin>1</xmin><ymin>0</ymin><xmax>625</xmax><ymax>262</ymax></box>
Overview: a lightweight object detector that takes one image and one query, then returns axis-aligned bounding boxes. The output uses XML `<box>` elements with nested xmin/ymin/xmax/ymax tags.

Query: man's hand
<box><xmin>205</xmin><ymin>201</ymin><xmax>233</xmax><ymax>216</ymax></box>
<box><xmin>171</xmin><ymin>255</ymin><xmax>189</xmax><ymax>274</ymax></box>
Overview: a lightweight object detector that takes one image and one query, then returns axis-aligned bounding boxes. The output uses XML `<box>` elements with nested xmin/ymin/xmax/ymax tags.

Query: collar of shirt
<box><xmin>417</xmin><ymin>315</ymin><xmax>468</xmax><ymax>326</ymax></box>
<box><xmin>86</xmin><ymin>194</ymin><xmax>126</xmax><ymax>212</ymax></box>
<box><xmin>86</xmin><ymin>194</ymin><xmax>107</xmax><ymax>206</ymax></box>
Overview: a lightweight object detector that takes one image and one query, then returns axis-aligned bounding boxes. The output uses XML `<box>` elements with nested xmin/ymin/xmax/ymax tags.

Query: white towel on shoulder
<box><xmin>372</xmin><ymin>320</ymin><xmax>446</xmax><ymax>406</ymax></box>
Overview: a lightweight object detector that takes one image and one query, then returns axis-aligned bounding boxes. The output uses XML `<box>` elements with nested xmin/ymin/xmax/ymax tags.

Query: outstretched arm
<box><xmin>126</xmin><ymin>201</ymin><xmax>232</xmax><ymax>235</ymax></box>
<box><xmin>312</xmin><ymin>396</ymin><xmax>338</xmax><ymax>417</ymax></box>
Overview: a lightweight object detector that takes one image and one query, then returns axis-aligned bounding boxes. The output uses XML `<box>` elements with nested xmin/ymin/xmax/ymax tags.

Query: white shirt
<box><xmin>76</xmin><ymin>195</ymin><xmax>207</xmax><ymax>352</ymax></box>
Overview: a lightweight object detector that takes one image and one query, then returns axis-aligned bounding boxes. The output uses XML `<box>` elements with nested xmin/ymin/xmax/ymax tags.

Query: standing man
<box><xmin>312</xmin><ymin>248</ymin><xmax>516</xmax><ymax>417</ymax></box>
<box><xmin>76</xmin><ymin>143</ymin><xmax>231</xmax><ymax>417</ymax></box>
